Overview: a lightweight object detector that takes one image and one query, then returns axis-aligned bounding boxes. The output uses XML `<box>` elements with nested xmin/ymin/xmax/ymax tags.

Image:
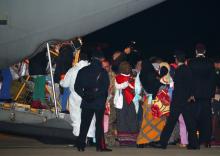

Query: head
<box><xmin>124</xmin><ymin>41</ymin><xmax>136</xmax><ymax>55</ymax></box>
<box><xmin>54</xmin><ymin>43</ymin><xmax>62</xmax><ymax>53</ymax></box>
<box><xmin>102</xmin><ymin>60</ymin><xmax>111</xmax><ymax>72</ymax></box>
<box><xmin>119</xmin><ymin>61</ymin><xmax>132</xmax><ymax>75</ymax></box>
<box><xmin>195</xmin><ymin>43</ymin><xmax>206</xmax><ymax>56</ymax></box>
<box><xmin>173</xmin><ymin>50</ymin><xmax>186</xmax><ymax>64</ymax></box>
<box><xmin>79</xmin><ymin>52</ymin><xmax>88</xmax><ymax>61</ymax></box>
<box><xmin>149</xmin><ymin>56</ymin><xmax>163</xmax><ymax>64</ymax></box>
<box><xmin>91</xmin><ymin>50</ymin><xmax>105</xmax><ymax>62</ymax></box>
<box><xmin>149</xmin><ymin>57</ymin><xmax>163</xmax><ymax>72</ymax></box>
<box><xmin>175</xmin><ymin>54</ymin><xmax>186</xmax><ymax>65</ymax></box>
<box><xmin>70</xmin><ymin>37</ymin><xmax>83</xmax><ymax>51</ymax></box>
<box><xmin>141</xmin><ymin>59</ymin><xmax>156</xmax><ymax>74</ymax></box>
<box><xmin>124</xmin><ymin>47</ymin><xmax>132</xmax><ymax>54</ymax></box>
<box><xmin>59</xmin><ymin>44</ymin><xmax>74</xmax><ymax>54</ymax></box>
<box><xmin>159</xmin><ymin>62</ymin><xmax>170</xmax><ymax>77</ymax></box>
<box><xmin>214</xmin><ymin>58</ymin><xmax>220</xmax><ymax>70</ymax></box>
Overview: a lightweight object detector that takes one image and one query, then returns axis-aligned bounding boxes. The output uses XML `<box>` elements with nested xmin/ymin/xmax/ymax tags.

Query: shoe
<box><xmin>31</xmin><ymin>100</ymin><xmax>47</xmax><ymax>109</ymax></box>
<box><xmin>86</xmin><ymin>137</ymin><xmax>96</xmax><ymax>147</ymax></box>
<box><xmin>76</xmin><ymin>146</ymin><xmax>85</xmax><ymax>152</ymax></box>
<box><xmin>168</xmin><ymin>141</ymin><xmax>177</xmax><ymax>145</ymax></box>
<box><xmin>168</xmin><ymin>139</ymin><xmax>179</xmax><ymax>145</ymax></box>
<box><xmin>75</xmin><ymin>142</ymin><xmax>85</xmax><ymax>152</ymax></box>
<box><xmin>204</xmin><ymin>142</ymin><xmax>211</xmax><ymax>148</ymax></box>
<box><xmin>187</xmin><ymin>145</ymin><xmax>200</xmax><ymax>150</ymax></box>
<box><xmin>179</xmin><ymin>144</ymin><xmax>187</xmax><ymax>148</ymax></box>
<box><xmin>96</xmin><ymin>148</ymin><xmax>112</xmax><ymax>152</ymax></box>
<box><xmin>149</xmin><ymin>141</ymin><xmax>167</xmax><ymax>149</ymax></box>
<box><xmin>61</xmin><ymin>110</ymin><xmax>70</xmax><ymax>114</ymax></box>
<box><xmin>137</xmin><ymin>144</ymin><xmax>144</xmax><ymax>148</ymax></box>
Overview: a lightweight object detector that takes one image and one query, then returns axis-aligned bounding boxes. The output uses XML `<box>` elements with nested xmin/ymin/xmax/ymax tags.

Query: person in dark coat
<box><xmin>188</xmin><ymin>43</ymin><xmax>216</xmax><ymax>147</ymax></box>
<box><xmin>111</xmin><ymin>41</ymin><xmax>141</xmax><ymax>73</ymax></box>
<box><xmin>54</xmin><ymin>44</ymin><xmax>75</xmax><ymax>112</ymax></box>
<box><xmin>29</xmin><ymin>48</ymin><xmax>48</xmax><ymax>108</ymax></box>
<box><xmin>74</xmin><ymin>50</ymin><xmax>111</xmax><ymax>152</ymax></box>
<box><xmin>29</xmin><ymin>48</ymin><xmax>48</xmax><ymax>76</ymax></box>
<box><xmin>139</xmin><ymin>59</ymin><xmax>161</xmax><ymax>98</ymax></box>
<box><xmin>54</xmin><ymin>45</ymin><xmax>74</xmax><ymax>83</ymax></box>
<box><xmin>151</xmin><ymin>51</ymin><xmax>199</xmax><ymax>150</ymax></box>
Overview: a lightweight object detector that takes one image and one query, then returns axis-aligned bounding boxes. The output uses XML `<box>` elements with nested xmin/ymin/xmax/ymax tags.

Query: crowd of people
<box><xmin>0</xmin><ymin>41</ymin><xmax>220</xmax><ymax>152</ymax></box>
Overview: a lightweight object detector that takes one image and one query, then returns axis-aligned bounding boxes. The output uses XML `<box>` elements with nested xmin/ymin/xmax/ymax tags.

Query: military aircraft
<box><xmin>0</xmin><ymin>0</ymin><xmax>166</xmax><ymax>141</ymax></box>
<box><xmin>0</xmin><ymin>0</ymin><xmax>166</xmax><ymax>68</ymax></box>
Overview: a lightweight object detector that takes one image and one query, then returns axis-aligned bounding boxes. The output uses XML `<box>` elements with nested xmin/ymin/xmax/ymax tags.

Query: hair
<box><xmin>91</xmin><ymin>49</ymin><xmax>104</xmax><ymax>59</ymax></box>
<box><xmin>139</xmin><ymin>59</ymin><xmax>160</xmax><ymax>98</ymax></box>
<box><xmin>149</xmin><ymin>56</ymin><xmax>163</xmax><ymax>63</ymax></box>
<box><xmin>119</xmin><ymin>61</ymin><xmax>131</xmax><ymax>75</ymax></box>
<box><xmin>176</xmin><ymin>54</ymin><xmax>186</xmax><ymax>63</ymax></box>
<box><xmin>79</xmin><ymin>52</ymin><xmax>88</xmax><ymax>61</ymax></box>
<box><xmin>102</xmin><ymin>59</ymin><xmax>110</xmax><ymax>65</ymax></box>
<box><xmin>59</xmin><ymin>44</ymin><xmax>74</xmax><ymax>53</ymax></box>
<box><xmin>159</xmin><ymin>66</ymin><xmax>168</xmax><ymax>77</ymax></box>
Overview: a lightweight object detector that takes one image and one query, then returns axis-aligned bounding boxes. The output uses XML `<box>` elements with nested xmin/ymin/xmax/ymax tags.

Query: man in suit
<box><xmin>188</xmin><ymin>43</ymin><xmax>216</xmax><ymax>147</ymax></box>
<box><xmin>74</xmin><ymin>50</ymin><xmax>112</xmax><ymax>152</ymax></box>
<box><xmin>151</xmin><ymin>51</ymin><xmax>199</xmax><ymax>150</ymax></box>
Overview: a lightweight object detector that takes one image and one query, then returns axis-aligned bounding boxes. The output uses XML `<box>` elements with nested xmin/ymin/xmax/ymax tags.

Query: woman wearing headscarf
<box><xmin>114</xmin><ymin>61</ymin><xmax>139</xmax><ymax>146</ymax></box>
<box><xmin>137</xmin><ymin>60</ymin><xmax>173</xmax><ymax>147</ymax></box>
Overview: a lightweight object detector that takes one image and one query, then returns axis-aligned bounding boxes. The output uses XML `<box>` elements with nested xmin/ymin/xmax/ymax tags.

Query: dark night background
<box><xmin>84</xmin><ymin>0</ymin><xmax>220</xmax><ymax>62</ymax></box>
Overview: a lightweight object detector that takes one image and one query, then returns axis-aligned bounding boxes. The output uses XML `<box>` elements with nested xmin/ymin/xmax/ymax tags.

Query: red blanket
<box><xmin>115</xmin><ymin>74</ymin><xmax>134</xmax><ymax>105</ymax></box>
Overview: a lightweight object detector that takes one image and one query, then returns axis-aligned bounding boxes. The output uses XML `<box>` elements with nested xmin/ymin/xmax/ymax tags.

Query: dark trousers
<box><xmin>194</xmin><ymin>99</ymin><xmax>212</xmax><ymax>143</ymax></box>
<box><xmin>160</xmin><ymin>104</ymin><xmax>198</xmax><ymax>148</ymax></box>
<box><xmin>77</xmin><ymin>108</ymin><xmax>105</xmax><ymax>149</ymax></box>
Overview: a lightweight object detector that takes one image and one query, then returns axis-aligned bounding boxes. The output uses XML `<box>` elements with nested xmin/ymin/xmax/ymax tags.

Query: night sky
<box><xmin>85</xmin><ymin>0</ymin><xmax>220</xmax><ymax>61</ymax></box>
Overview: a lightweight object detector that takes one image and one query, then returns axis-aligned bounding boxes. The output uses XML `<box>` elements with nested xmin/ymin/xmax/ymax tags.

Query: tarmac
<box><xmin>0</xmin><ymin>133</ymin><xmax>220</xmax><ymax>156</ymax></box>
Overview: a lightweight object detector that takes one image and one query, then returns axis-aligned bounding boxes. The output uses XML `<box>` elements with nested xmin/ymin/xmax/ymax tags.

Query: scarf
<box><xmin>115</xmin><ymin>74</ymin><xmax>134</xmax><ymax>105</ymax></box>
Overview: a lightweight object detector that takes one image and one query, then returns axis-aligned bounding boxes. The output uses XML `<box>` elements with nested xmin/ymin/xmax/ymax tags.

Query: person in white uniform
<box><xmin>60</xmin><ymin>53</ymin><xmax>96</xmax><ymax>138</ymax></box>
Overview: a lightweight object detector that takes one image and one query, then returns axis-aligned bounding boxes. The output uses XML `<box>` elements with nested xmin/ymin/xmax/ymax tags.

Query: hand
<box><xmin>113</xmin><ymin>53</ymin><xmax>121</xmax><ymax>60</ymax></box>
<box><xmin>60</xmin><ymin>74</ymin><xmax>65</xmax><ymax>80</ymax></box>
